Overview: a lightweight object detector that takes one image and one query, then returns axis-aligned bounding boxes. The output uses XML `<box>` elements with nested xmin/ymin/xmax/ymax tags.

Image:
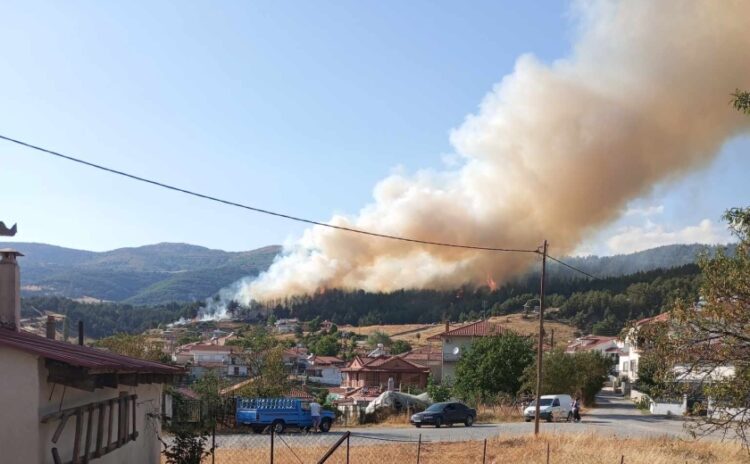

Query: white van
<box><xmin>523</xmin><ymin>394</ymin><xmax>573</xmax><ymax>422</ymax></box>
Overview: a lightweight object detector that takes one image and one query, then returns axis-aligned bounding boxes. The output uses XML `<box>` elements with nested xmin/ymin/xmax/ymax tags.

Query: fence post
<box><xmin>620</xmin><ymin>456</ymin><xmax>624</xmax><ymax>464</ymax></box>
<box><xmin>546</xmin><ymin>442</ymin><xmax>550</xmax><ymax>464</ymax></box>
<box><xmin>482</xmin><ymin>438</ymin><xmax>487</xmax><ymax>464</ymax></box>
<box><xmin>416</xmin><ymin>433</ymin><xmax>421</xmax><ymax>464</ymax></box>
<box><xmin>346</xmin><ymin>433</ymin><xmax>350</xmax><ymax>464</ymax></box>
<box><xmin>211</xmin><ymin>421</ymin><xmax>216</xmax><ymax>464</ymax></box>
<box><xmin>270</xmin><ymin>428</ymin><xmax>274</xmax><ymax>464</ymax></box>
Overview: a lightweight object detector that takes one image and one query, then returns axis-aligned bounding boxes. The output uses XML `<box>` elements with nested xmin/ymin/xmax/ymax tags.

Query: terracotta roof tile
<box><xmin>427</xmin><ymin>320</ymin><xmax>507</xmax><ymax>340</ymax></box>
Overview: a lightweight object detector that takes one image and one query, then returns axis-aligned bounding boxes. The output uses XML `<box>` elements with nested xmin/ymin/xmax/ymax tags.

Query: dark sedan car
<box><xmin>410</xmin><ymin>402</ymin><xmax>476</xmax><ymax>428</ymax></box>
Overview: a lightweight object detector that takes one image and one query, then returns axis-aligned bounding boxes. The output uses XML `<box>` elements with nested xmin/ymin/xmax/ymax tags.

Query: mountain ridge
<box><xmin>1</xmin><ymin>241</ymin><xmax>731</xmax><ymax>305</ymax></box>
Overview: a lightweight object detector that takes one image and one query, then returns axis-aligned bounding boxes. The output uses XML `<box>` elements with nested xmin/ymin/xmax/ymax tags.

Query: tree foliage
<box><xmin>732</xmin><ymin>89</ymin><xmax>750</xmax><ymax>114</ymax></box>
<box><xmin>390</xmin><ymin>340</ymin><xmax>412</xmax><ymax>355</ymax></box>
<box><xmin>453</xmin><ymin>333</ymin><xmax>535</xmax><ymax>400</ymax></box>
<box><xmin>521</xmin><ymin>349</ymin><xmax>612</xmax><ymax>406</ymax></box>
<box><xmin>366</xmin><ymin>331</ymin><xmax>392</xmax><ymax>348</ymax></box>
<box><xmin>426</xmin><ymin>375</ymin><xmax>451</xmax><ymax>402</ymax></box>
<box><xmin>644</xmin><ymin>207</ymin><xmax>750</xmax><ymax>449</ymax></box>
<box><xmin>93</xmin><ymin>333</ymin><xmax>171</xmax><ymax>363</ymax></box>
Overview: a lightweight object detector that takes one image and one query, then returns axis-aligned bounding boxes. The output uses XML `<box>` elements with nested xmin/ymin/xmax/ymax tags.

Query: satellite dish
<box><xmin>452</xmin><ymin>346</ymin><xmax>460</xmax><ymax>356</ymax></box>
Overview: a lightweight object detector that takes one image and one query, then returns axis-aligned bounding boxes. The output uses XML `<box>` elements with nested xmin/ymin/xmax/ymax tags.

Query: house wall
<box><xmin>0</xmin><ymin>347</ymin><xmax>42</xmax><ymax>464</ymax></box>
<box><xmin>440</xmin><ymin>336</ymin><xmax>476</xmax><ymax>383</ymax></box>
<box><xmin>38</xmin><ymin>369</ymin><xmax>165</xmax><ymax>464</ymax></box>
<box><xmin>307</xmin><ymin>366</ymin><xmax>342</xmax><ymax>386</ymax></box>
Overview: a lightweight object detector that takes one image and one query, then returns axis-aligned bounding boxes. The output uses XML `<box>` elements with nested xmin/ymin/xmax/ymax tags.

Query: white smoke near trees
<box><xmin>221</xmin><ymin>0</ymin><xmax>750</xmax><ymax>310</ymax></box>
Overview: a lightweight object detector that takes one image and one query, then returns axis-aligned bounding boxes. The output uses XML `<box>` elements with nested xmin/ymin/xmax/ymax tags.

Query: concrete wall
<box><xmin>0</xmin><ymin>347</ymin><xmax>42</xmax><ymax>464</ymax></box>
<box><xmin>0</xmin><ymin>346</ymin><xmax>165</xmax><ymax>464</ymax></box>
<box><xmin>650</xmin><ymin>399</ymin><xmax>685</xmax><ymax>416</ymax></box>
<box><xmin>38</xmin><ymin>372</ymin><xmax>164</xmax><ymax>464</ymax></box>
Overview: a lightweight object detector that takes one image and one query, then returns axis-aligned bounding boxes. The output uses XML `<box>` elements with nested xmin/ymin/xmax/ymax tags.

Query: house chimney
<box><xmin>78</xmin><ymin>320</ymin><xmax>84</xmax><ymax>346</ymax></box>
<box><xmin>0</xmin><ymin>249</ymin><xmax>23</xmax><ymax>331</ymax></box>
<box><xmin>46</xmin><ymin>315</ymin><xmax>56</xmax><ymax>340</ymax></box>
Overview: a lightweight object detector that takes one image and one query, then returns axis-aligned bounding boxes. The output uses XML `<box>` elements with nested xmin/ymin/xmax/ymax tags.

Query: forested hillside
<box><xmin>3</xmin><ymin>242</ymin><xmax>280</xmax><ymax>304</ymax></box>
<box><xmin>248</xmin><ymin>263</ymin><xmax>702</xmax><ymax>336</ymax></box>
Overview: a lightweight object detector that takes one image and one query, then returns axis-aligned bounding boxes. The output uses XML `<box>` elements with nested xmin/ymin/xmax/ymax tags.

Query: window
<box><xmin>552</xmin><ymin>398</ymin><xmax>560</xmax><ymax>407</ymax></box>
<box><xmin>623</xmin><ymin>361</ymin><xmax>630</xmax><ymax>372</ymax></box>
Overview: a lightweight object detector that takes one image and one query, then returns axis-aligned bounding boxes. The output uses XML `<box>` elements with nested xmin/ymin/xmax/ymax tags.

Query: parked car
<box><xmin>523</xmin><ymin>394</ymin><xmax>573</xmax><ymax>422</ymax></box>
<box><xmin>410</xmin><ymin>402</ymin><xmax>476</xmax><ymax>428</ymax></box>
<box><xmin>236</xmin><ymin>398</ymin><xmax>336</xmax><ymax>433</ymax></box>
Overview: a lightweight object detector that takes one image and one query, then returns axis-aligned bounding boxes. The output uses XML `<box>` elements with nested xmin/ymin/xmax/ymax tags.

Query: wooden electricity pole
<box><xmin>534</xmin><ymin>240</ymin><xmax>548</xmax><ymax>436</ymax></box>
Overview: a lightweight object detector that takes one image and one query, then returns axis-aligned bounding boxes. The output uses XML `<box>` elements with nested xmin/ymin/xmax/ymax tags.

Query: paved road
<box><xmin>215</xmin><ymin>391</ymin><xmax>691</xmax><ymax>448</ymax></box>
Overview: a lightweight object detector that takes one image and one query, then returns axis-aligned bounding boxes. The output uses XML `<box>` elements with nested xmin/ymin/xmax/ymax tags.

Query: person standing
<box><xmin>310</xmin><ymin>400</ymin><xmax>322</xmax><ymax>432</ymax></box>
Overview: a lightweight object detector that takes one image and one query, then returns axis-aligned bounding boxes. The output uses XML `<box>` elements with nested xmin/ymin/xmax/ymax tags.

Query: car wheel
<box><xmin>524</xmin><ymin>418</ymin><xmax>531</xmax><ymax>422</ymax></box>
<box><xmin>435</xmin><ymin>417</ymin><xmax>442</xmax><ymax>428</ymax></box>
<box><xmin>320</xmin><ymin>419</ymin><xmax>332</xmax><ymax>433</ymax></box>
<box><xmin>272</xmin><ymin>420</ymin><xmax>286</xmax><ymax>434</ymax></box>
<box><xmin>465</xmin><ymin>415</ymin><xmax>474</xmax><ymax>427</ymax></box>
<box><xmin>415</xmin><ymin>424</ymin><xmax>421</xmax><ymax>428</ymax></box>
<box><xmin>546</xmin><ymin>413</ymin><xmax>553</xmax><ymax>423</ymax></box>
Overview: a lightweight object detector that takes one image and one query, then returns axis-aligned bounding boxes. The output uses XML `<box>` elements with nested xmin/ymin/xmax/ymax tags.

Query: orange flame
<box><xmin>486</xmin><ymin>274</ymin><xmax>497</xmax><ymax>291</ymax></box>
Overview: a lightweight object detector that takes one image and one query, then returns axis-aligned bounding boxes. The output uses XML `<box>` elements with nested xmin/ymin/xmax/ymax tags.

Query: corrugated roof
<box><xmin>0</xmin><ymin>328</ymin><xmax>182</xmax><ymax>374</ymax></box>
<box><xmin>427</xmin><ymin>320</ymin><xmax>506</xmax><ymax>340</ymax></box>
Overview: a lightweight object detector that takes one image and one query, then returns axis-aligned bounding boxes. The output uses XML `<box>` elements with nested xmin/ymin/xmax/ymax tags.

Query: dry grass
<box><xmin>488</xmin><ymin>314</ymin><xmax>578</xmax><ymax>349</ymax></box>
<box><xmin>338</xmin><ymin>314</ymin><xmax>578</xmax><ymax>349</ymax></box>
<box><xmin>201</xmin><ymin>433</ymin><xmax>748</xmax><ymax>464</ymax></box>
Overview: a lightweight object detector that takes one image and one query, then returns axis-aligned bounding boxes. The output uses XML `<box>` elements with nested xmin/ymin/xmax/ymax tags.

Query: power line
<box><xmin>0</xmin><ymin>134</ymin><xmax>538</xmax><ymax>254</ymax></box>
<box><xmin>546</xmin><ymin>254</ymin><xmax>600</xmax><ymax>280</ymax></box>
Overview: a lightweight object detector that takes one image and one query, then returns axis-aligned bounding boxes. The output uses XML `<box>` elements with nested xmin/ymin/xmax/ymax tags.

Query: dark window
<box><xmin>552</xmin><ymin>399</ymin><xmax>560</xmax><ymax>407</ymax></box>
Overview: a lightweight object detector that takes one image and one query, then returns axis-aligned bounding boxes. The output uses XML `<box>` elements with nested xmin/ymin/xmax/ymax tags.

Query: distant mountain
<box><xmin>1</xmin><ymin>241</ymin><xmax>732</xmax><ymax>306</ymax></box>
<box><xmin>1</xmin><ymin>242</ymin><xmax>280</xmax><ymax>305</ymax></box>
<box><xmin>554</xmin><ymin>243</ymin><xmax>733</xmax><ymax>278</ymax></box>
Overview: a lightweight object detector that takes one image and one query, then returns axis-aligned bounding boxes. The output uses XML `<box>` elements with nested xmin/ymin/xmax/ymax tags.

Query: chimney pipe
<box><xmin>78</xmin><ymin>320</ymin><xmax>84</xmax><ymax>346</ymax></box>
<box><xmin>0</xmin><ymin>249</ymin><xmax>23</xmax><ymax>331</ymax></box>
<box><xmin>46</xmin><ymin>315</ymin><xmax>56</xmax><ymax>340</ymax></box>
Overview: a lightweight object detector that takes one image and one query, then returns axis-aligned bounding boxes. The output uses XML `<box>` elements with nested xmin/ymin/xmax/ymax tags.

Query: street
<box><xmin>215</xmin><ymin>391</ymin><xmax>691</xmax><ymax>449</ymax></box>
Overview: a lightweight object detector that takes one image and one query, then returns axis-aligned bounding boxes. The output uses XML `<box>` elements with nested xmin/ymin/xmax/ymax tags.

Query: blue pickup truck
<box><xmin>236</xmin><ymin>398</ymin><xmax>336</xmax><ymax>433</ymax></box>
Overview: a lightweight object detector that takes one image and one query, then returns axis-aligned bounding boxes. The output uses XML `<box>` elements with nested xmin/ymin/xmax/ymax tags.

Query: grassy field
<box><xmin>200</xmin><ymin>433</ymin><xmax>748</xmax><ymax>463</ymax></box>
<box><xmin>339</xmin><ymin>313</ymin><xmax>578</xmax><ymax>349</ymax></box>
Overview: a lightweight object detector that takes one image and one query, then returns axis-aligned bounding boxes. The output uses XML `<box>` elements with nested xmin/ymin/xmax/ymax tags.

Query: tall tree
<box><xmin>648</xmin><ymin>207</ymin><xmax>750</xmax><ymax>450</ymax></box>
<box><xmin>453</xmin><ymin>332</ymin><xmax>535</xmax><ymax>400</ymax></box>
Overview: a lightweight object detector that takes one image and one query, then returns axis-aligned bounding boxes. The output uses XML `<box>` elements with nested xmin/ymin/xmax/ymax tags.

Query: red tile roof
<box><xmin>636</xmin><ymin>312</ymin><xmax>670</xmax><ymax>326</ymax></box>
<box><xmin>341</xmin><ymin>355</ymin><xmax>428</xmax><ymax>373</ymax></box>
<box><xmin>309</xmin><ymin>355</ymin><xmax>345</xmax><ymax>366</ymax></box>
<box><xmin>427</xmin><ymin>320</ymin><xmax>507</xmax><ymax>340</ymax></box>
<box><xmin>0</xmin><ymin>328</ymin><xmax>182</xmax><ymax>375</ymax></box>
<box><xmin>399</xmin><ymin>344</ymin><xmax>442</xmax><ymax>363</ymax></box>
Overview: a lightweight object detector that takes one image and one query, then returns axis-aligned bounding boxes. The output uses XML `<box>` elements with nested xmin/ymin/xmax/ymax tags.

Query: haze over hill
<box><xmin>1</xmin><ymin>241</ymin><xmax>729</xmax><ymax>305</ymax></box>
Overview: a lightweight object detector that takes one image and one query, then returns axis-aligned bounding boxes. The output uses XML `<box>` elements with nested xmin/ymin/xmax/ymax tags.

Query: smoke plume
<box><xmin>230</xmin><ymin>0</ymin><xmax>750</xmax><ymax>307</ymax></box>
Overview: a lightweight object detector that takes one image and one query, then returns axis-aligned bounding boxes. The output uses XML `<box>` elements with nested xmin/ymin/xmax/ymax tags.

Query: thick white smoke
<box><xmin>224</xmin><ymin>0</ymin><xmax>750</xmax><ymax>308</ymax></box>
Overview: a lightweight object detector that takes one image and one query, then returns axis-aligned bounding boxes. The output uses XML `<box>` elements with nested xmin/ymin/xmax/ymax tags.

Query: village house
<box><xmin>427</xmin><ymin>320</ymin><xmax>507</xmax><ymax>382</ymax></box>
<box><xmin>341</xmin><ymin>355</ymin><xmax>429</xmax><ymax>390</ymax></box>
<box><xmin>399</xmin><ymin>344</ymin><xmax>443</xmax><ymax>380</ymax></box>
<box><xmin>282</xmin><ymin>346</ymin><xmax>309</xmax><ymax>375</ymax></box>
<box><xmin>566</xmin><ymin>335</ymin><xmax>622</xmax><ymax>367</ymax></box>
<box><xmin>0</xmin><ymin>249</ymin><xmax>182</xmax><ymax>464</ymax></box>
<box><xmin>172</xmin><ymin>343</ymin><xmax>248</xmax><ymax>379</ymax></box>
<box><xmin>617</xmin><ymin>313</ymin><xmax>670</xmax><ymax>383</ymax></box>
<box><xmin>274</xmin><ymin>318</ymin><xmax>300</xmax><ymax>334</ymax></box>
<box><xmin>303</xmin><ymin>355</ymin><xmax>346</xmax><ymax>386</ymax></box>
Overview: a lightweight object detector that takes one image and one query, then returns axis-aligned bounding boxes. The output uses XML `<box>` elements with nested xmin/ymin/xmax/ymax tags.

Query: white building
<box><xmin>617</xmin><ymin>313</ymin><xmax>670</xmax><ymax>382</ymax></box>
<box><xmin>0</xmin><ymin>248</ymin><xmax>182</xmax><ymax>464</ymax></box>
<box><xmin>304</xmin><ymin>355</ymin><xmax>345</xmax><ymax>386</ymax></box>
<box><xmin>274</xmin><ymin>318</ymin><xmax>300</xmax><ymax>334</ymax></box>
<box><xmin>427</xmin><ymin>320</ymin><xmax>507</xmax><ymax>383</ymax></box>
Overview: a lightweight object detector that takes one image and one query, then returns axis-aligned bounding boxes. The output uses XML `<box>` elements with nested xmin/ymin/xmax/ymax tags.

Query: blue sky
<box><xmin>1</xmin><ymin>1</ymin><xmax>747</xmax><ymax>255</ymax></box>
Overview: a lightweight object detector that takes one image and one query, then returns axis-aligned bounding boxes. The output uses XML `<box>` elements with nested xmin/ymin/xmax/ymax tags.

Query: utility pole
<box><xmin>534</xmin><ymin>240</ymin><xmax>548</xmax><ymax>436</ymax></box>
<box><xmin>550</xmin><ymin>328</ymin><xmax>555</xmax><ymax>349</ymax></box>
